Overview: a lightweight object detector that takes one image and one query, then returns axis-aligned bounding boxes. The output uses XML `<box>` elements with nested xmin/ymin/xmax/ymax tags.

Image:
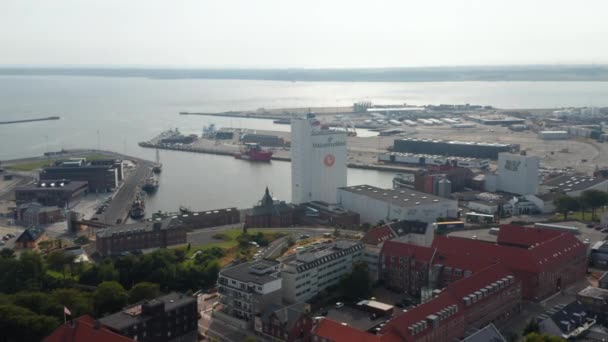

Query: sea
<box><xmin>1</xmin><ymin>75</ymin><xmax>608</xmax><ymax>214</ymax></box>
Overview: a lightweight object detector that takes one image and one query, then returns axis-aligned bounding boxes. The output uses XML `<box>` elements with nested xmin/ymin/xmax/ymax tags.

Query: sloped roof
<box><xmin>16</xmin><ymin>226</ymin><xmax>45</xmax><ymax>243</ymax></box>
<box><xmin>362</xmin><ymin>225</ymin><xmax>395</xmax><ymax>246</ymax></box>
<box><xmin>462</xmin><ymin>323</ymin><xmax>506</xmax><ymax>342</ymax></box>
<box><xmin>43</xmin><ymin>315</ymin><xmax>135</xmax><ymax>342</ymax></box>
<box><xmin>380</xmin><ymin>240</ymin><xmax>435</xmax><ymax>263</ymax></box>
<box><xmin>313</xmin><ymin>318</ymin><xmax>381</xmax><ymax>342</ymax></box>
<box><xmin>497</xmin><ymin>224</ymin><xmax>561</xmax><ymax>248</ymax></box>
<box><xmin>541</xmin><ymin>300</ymin><xmax>589</xmax><ymax>334</ymax></box>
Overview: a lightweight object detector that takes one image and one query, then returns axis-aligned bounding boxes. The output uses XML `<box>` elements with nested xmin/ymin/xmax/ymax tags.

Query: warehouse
<box><xmin>14</xmin><ymin>179</ymin><xmax>88</xmax><ymax>206</ymax></box>
<box><xmin>338</xmin><ymin>185</ymin><xmax>458</xmax><ymax>224</ymax></box>
<box><xmin>240</xmin><ymin>133</ymin><xmax>285</xmax><ymax>146</ymax></box>
<box><xmin>379</xmin><ymin>152</ymin><xmax>489</xmax><ymax>169</ymax></box>
<box><xmin>393</xmin><ymin>138</ymin><xmax>516</xmax><ymax>159</ymax></box>
<box><xmin>538</xmin><ymin>131</ymin><xmax>569</xmax><ymax>140</ymax></box>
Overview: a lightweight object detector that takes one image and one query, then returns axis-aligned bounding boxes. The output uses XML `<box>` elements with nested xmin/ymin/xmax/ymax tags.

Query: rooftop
<box><xmin>578</xmin><ymin>286</ymin><xmax>608</xmax><ymax>301</ymax></box>
<box><xmin>96</xmin><ymin>218</ymin><xmax>179</xmax><ymax>238</ymax></box>
<box><xmin>462</xmin><ymin>323</ymin><xmax>506</xmax><ymax>342</ymax></box>
<box><xmin>339</xmin><ymin>185</ymin><xmax>453</xmax><ymax>208</ymax></box>
<box><xmin>497</xmin><ymin>224</ymin><xmax>562</xmax><ymax>248</ymax></box>
<box><xmin>99</xmin><ymin>292</ymin><xmax>195</xmax><ymax>331</ymax></box>
<box><xmin>219</xmin><ymin>259</ymin><xmax>280</xmax><ymax>285</ymax></box>
<box><xmin>543</xmin><ymin>175</ymin><xmax>608</xmax><ymax>192</ymax></box>
<box><xmin>16</xmin><ymin>226</ymin><xmax>45</xmax><ymax>243</ymax></box>
<box><xmin>43</xmin><ymin>315</ymin><xmax>135</xmax><ymax>342</ymax></box>
<box><xmin>283</xmin><ymin>240</ymin><xmax>364</xmax><ymax>273</ymax></box>
<box><xmin>16</xmin><ymin>180</ymin><xmax>88</xmax><ymax>192</ymax></box>
<box><xmin>397</xmin><ymin>137</ymin><xmax>512</xmax><ymax>148</ymax></box>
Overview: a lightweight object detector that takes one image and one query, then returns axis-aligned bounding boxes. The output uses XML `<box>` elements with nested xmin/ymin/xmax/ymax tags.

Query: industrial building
<box><xmin>281</xmin><ymin>240</ymin><xmax>364</xmax><ymax>303</ymax></box>
<box><xmin>99</xmin><ymin>292</ymin><xmax>198</xmax><ymax>342</ymax></box>
<box><xmin>378</xmin><ymin>152</ymin><xmax>489</xmax><ymax>169</ymax></box>
<box><xmin>240</xmin><ymin>133</ymin><xmax>285</xmax><ymax>147</ymax></box>
<box><xmin>90</xmin><ymin>159</ymin><xmax>124</xmax><ymax>181</ymax></box>
<box><xmin>393</xmin><ymin>138</ymin><xmax>516</xmax><ymax>159</ymax></box>
<box><xmin>538</xmin><ymin>130</ymin><xmax>569</xmax><ymax>140</ymax></box>
<box><xmin>14</xmin><ymin>180</ymin><xmax>88</xmax><ymax>206</ymax></box>
<box><xmin>491</xmin><ymin>152</ymin><xmax>540</xmax><ymax>195</ymax></box>
<box><xmin>154</xmin><ymin>207</ymin><xmax>240</xmax><ymax>229</ymax></box>
<box><xmin>96</xmin><ymin>219</ymin><xmax>187</xmax><ymax>256</ymax></box>
<box><xmin>14</xmin><ymin>202</ymin><xmax>64</xmax><ymax>227</ymax></box>
<box><xmin>40</xmin><ymin>160</ymin><xmax>120</xmax><ymax>192</ymax></box>
<box><xmin>338</xmin><ymin>185</ymin><xmax>458</xmax><ymax>225</ymax></box>
<box><xmin>466</xmin><ymin>115</ymin><xmax>525</xmax><ymax>125</ymax></box>
<box><xmin>541</xmin><ymin>175</ymin><xmax>608</xmax><ymax>197</ymax></box>
<box><xmin>291</xmin><ymin>114</ymin><xmax>347</xmax><ymax>204</ymax></box>
<box><xmin>217</xmin><ymin>259</ymin><xmax>282</xmax><ymax>327</ymax></box>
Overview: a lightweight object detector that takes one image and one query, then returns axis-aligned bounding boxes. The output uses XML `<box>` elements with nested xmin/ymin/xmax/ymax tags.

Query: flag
<box><xmin>64</xmin><ymin>306</ymin><xmax>71</xmax><ymax>316</ymax></box>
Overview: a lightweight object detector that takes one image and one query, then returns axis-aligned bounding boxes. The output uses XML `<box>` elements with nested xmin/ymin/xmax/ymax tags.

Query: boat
<box><xmin>152</xmin><ymin>149</ymin><xmax>162</xmax><ymax>174</ymax></box>
<box><xmin>130</xmin><ymin>195</ymin><xmax>146</xmax><ymax>219</ymax></box>
<box><xmin>234</xmin><ymin>143</ymin><xmax>273</xmax><ymax>162</ymax></box>
<box><xmin>142</xmin><ymin>177</ymin><xmax>159</xmax><ymax>193</ymax></box>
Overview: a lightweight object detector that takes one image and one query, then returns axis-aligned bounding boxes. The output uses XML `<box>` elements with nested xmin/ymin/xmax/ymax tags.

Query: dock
<box><xmin>0</xmin><ymin>116</ymin><xmax>60</xmax><ymax>125</ymax></box>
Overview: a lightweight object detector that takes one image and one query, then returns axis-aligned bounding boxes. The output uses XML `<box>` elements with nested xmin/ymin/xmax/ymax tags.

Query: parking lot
<box><xmin>0</xmin><ymin>225</ymin><xmax>23</xmax><ymax>249</ymax></box>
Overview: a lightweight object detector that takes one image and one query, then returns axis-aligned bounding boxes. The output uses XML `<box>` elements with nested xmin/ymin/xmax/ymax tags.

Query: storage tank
<box><xmin>437</xmin><ymin>178</ymin><xmax>452</xmax><ymax>198</ymax></box>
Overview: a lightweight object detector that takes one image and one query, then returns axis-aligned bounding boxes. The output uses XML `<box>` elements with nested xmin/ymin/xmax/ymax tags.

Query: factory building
<box><xmin>291</xmin><ymin>114</ymin><xmax>347</xmax><ymax>204</ymax></box>
<box><xmin>40</xmin><ymin>160</ymin><xmax>120</xmax><ymax>192</ymax></box>
<box><xmin>338</xmin><ymin>185</ymin><xmax>458</xmax><ymax>225</ymax></box>
<box><xmin>538</xmin><ymin>131</ymin><xmax>569</xmax><ymax>140</ymax></box>
<box><xmin>495</xmin><ymin>152</ymin><xmax>540</xmax><ymax>195</ymax></box>
<box><xmin>245</xmin><ymin>187</ymin><xmax>294</xmax><ymax>228</ymax></box>
<box><xmin>90</xmin><ymin>159</ymin><xmax>124</xmax><ymax>181</ymax></box>
<box><xmin>217</xmin><ymin>259</ymin><xmax>282</xmax><ymax>328</ymax></box>
<box><xmin>153</xmin><ymin>207</ymin><xmax>240</xmax><ymax>229</ymax></box>
<box><xmin>240</xmin><ymin>133</ymin><xmax>285</xmax><ymax>147</ymax></box>
<box><xmin>393</xmin><ymin>138</ymin><xmax>516</xmax><ymax>159</ymax></box>
<box><xmin>378</xmin><ymin>152</ymin><xmax>489</xmax><ymax>169</ymax></box>
<box><xmin>14</xmin><ymin>180</ymin><xmax>88</xmax><ymax>206</ymax></box>
<box><xmin>96</xmin><ymin>219</ymin><xmax>187</xmax><ymax>256</ymax></box>
<box><xmin>281</xmin><ymin>240</ymin><xmax>364</xmax><ymax>303</ymax></box>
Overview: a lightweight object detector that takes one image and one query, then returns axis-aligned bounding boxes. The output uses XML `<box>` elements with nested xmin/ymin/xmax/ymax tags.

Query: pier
<box><xmin>0</xmin><ymin>116</ymin><xmax>60</xmax><ymax>125</ymax></box>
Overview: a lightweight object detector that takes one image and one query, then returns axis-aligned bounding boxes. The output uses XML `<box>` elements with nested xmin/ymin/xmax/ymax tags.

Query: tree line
<box><xmin>0</xmin><ymin>246</ymin><xmax>224</xmax><ymax>342</ymax></box>
<box><xmin>553</xmin><ymin>189</ymin><xmax>608</xmax><ymax>220</ymax></box>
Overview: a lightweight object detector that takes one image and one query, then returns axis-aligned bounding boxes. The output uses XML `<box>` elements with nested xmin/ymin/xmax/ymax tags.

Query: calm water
<box><xmin>1</xmin><ymin>76</ymin><xmax>607</xmax><ymax>213</ymax></box>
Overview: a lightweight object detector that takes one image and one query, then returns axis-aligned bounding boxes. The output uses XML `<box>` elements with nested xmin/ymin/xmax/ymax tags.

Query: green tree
<box><xmin>46</xmin><ymin>250</ymin><xmax>75</xmax><ymax>278</ymax></box>
<box><xmin>523</xmin><ymin>332</ymin><xmax>566</xmax><ymax>342</ymax></box>
<box><xmin>581</xmin><ymin>189</ymin><xmax>608</xmax><ymax>220</ymax></box>
<box><xmin>340</xmin><ymin>261</ymin><xmax>371</xmax><ymax>300</ymax></box>
<box><xmin>73</xmin><ymin>235</ymin><xmax>90</xmax><ymax>245</ymax></box>
<box><xmin>51</xmin><ymin>288</ymin><xmax>94</xmax><ymax>318</ymax></box>
<box><xmin>0</xmin><ymin>304</ymin><xmax>60</xmax><ymax>342</ymax></box>
<box><xmin>94</xmin><ymin>281</ymin><xmax>128</xmax><ymax>316</ymax></box>
<box><xmin>0</xmin><ymin>248</ymin><xmax>15</xmax><ymax>259</ymax></box>
<box><xmin>12</xmin><ymin>291</ymin><xmax>62</xmax><ymax>318</ymax></box>
<box><xmin>553</xmin><ymin>195</ymin><xmax>580</xmax><ymax>220</ymax></box>
<box><xmin>523</xmin><ymin>319</ymin><xmax>540</xmax><ymax>335</ymax></box>
<box><xmin>129</xmin><ymin>282</ymin><xmax>160</xmax><ymax>303</ymax></box>
<box><xmin>16</xmin><ymin>251</ymin><xmax>45</xmax><ymax>291</ymax></box>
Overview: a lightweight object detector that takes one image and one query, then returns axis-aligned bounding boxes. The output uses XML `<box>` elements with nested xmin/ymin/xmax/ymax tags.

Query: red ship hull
<box><xmin>234</xmin><ymin>150</ymin><xmax>273</xmax><ymax>162</ymax></box>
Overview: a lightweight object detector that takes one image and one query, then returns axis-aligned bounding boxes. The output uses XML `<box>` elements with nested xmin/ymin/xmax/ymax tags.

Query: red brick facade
<box><xmin>96</xmin><ymin>225</ymin><xmax>186</xmax><ymax>256</ymax></box>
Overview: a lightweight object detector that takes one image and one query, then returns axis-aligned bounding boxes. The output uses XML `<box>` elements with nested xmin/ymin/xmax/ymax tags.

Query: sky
<box><xmin>1</xmin><ymin>0</ymin><xmax>607</xmax><ymax>68</ymax></box>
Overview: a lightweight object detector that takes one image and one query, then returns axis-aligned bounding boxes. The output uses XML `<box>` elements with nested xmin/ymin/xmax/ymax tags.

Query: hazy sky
<box><xmin>1</xmin><ymin>0</ymin><xmax>607</xmax><ymax>68</ymax></box>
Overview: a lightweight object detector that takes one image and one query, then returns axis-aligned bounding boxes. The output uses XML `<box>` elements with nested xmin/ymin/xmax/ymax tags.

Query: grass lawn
<box><xmin>176</xmin><ymin>228</ymin><xmax>287</xmax><ymax>266</ymax></box>
<box><xmin>6</xmin><ymin>153</ymin><xmax>110</xmax><ymax>171</ymax></box>
<box><xmin>553</xmin><ymin>207</ymin><xmax>608</xmax><ymax>222</ymax></box>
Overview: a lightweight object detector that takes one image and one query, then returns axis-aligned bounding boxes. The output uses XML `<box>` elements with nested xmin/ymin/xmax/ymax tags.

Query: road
<box><xmin>100</xmin><ymin>159</ymin><xmax>152</xmax><ymax>225</ymax></box>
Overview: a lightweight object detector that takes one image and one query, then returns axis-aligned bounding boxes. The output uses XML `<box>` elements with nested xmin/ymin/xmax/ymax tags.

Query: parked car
<box><xmin>335</xmin><ymin>302</ymin><xmax>344</xmax><ymax>309</ymax></box>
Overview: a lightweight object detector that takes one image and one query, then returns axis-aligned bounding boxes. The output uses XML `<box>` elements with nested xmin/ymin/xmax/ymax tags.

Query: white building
<box><xmin>281</xmin><ymin>240</ymin><xmax>364</xmax><ymax>303</ymax></box>
<box><xmin>217</xmin><ymin>259</ymin><xmax>282</xmax><ymax>327</ymax></box>
<box><xmin>538</xmin><ymin>131</ymin><xmax>569</xmax><ymax>140</ymax></box>
<box><xmin>291</xmin><ymin>115</ymin><xmax>347</xmax><ymax>204</ymax></box>
<box><xmin>338</xmin><ymin>185</ymin><xmax>458</xmax><ymax>225</ymax></box>
<box><xmin>496</xmin><ymin>152</ymin><xmax>540</xmax><ymax>195</ymax></box>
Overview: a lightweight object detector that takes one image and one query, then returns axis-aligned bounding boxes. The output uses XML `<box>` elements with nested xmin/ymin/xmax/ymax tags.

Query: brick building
<box><xmin>44</xmin><ymin>315</ymin><xmax>136</xmax><ymax>342</ymax></box>
<box><xmin>255</xmin><ymin>302</ymin><xmax>312</xmax><ymax>342</ymax></box>
<box><xmin>14</xmin><ymin>202</ymin><xmax>64</xmax><ymax>227</ymax></box>
<box><xmin>245</xmin><ymin>187</ymin><xmax>294</xmax><ymax>228</ymax></box>
<box><xmin>14</xmin><ymin>226</ymin><xmax>47</xmax><ymax>249</ymax></box>
<box><xmin>155</xmin><ymin>207</ymin><xmax>240</xmax><ymax>230</ymax></box>
<box><xmin>313</xmin><ymin>264</ymin><xmax>522</xmax><ymax>342</ymax></box>
<box><xmin>96</xmin><ymin>219</ymin><xmax>186</xmax><ymax>256</ymax></box>
<box><xmin>99</xmin><ymin>293</ymin><xmax>197</xmax><ymax>342</ymax></box>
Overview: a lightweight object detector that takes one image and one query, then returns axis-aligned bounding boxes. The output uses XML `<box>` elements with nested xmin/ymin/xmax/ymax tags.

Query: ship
<box><xmin>130</xmin><ymin>195</ymin><xmax>146</xmax><ymax>219</ymax></box>
<box><xmin>142</xmin><ymin>177</ymin><xmax>159</xmax><ymax>193</ymax></box>
<box><xmin>234</xmin><ymin>143</ymin><xmax>273</xmax><ymax>162</ymax></box>
<box><xmin>152</xmin><ymin>149</ymin><xmax>162</xmax><ymax>174</ymax></box>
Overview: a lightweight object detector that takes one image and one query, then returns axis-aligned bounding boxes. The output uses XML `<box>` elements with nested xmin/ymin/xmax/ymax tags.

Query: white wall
<box><xmin>497</xmin><ymin>153</ymin><xmax>540</xmax><ymax>195</ymax></box>
<box><xmin>291</xmin><ymin>118</ymin><xmax>347</xmax><ymax>204</ymax></box>
<box><xmin>338</xmin><ymin>189</ymin><xmax>458</xmax><ymax>224</ymax></box>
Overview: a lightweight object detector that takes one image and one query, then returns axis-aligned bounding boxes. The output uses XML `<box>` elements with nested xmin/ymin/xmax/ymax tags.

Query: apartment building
<box><xmin>217</xmin><ymin>259</ymin><xmax>282</xmax><ymax>327</ymax></box>
<box><xmin>281</xmin><ymin>240</ymin><xmax>364</xmax><ymax>303</ymax></box>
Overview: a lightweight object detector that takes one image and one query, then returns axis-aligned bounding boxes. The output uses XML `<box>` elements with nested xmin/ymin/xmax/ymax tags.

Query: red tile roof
<box><xmin>380</xmin><ymin>264</ymin><xmax>514</xmax><ymax>340</ymax></box>
<box><xmin>43</xmin><ymin>315</ymin><xmax>135</xmax><ymax>342</ymax></box>
<box><xmin>497</xmin><ymin>224</ymin><xmax>561</xmax><ymax>248</ymax></box>
<box><xmin>380</xmin><ymin>240</ymin><xmax>435</xmax><ymax>262</ymax></box>
<box><xmin>313</xmin><ymin>318</ymin><xmax>381</xmax><ymax>342</ymax></box>
<box><xmin>362</xmin><ymin>225</ymin><xmax>395</xmax><ymax>246</ymax></box>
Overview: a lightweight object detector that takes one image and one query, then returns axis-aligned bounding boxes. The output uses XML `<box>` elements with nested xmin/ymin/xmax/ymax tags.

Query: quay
<box><xmin>0</xmin><ymin>116</ymin><xmax>60</xmax><ymax>125</ymax></box>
